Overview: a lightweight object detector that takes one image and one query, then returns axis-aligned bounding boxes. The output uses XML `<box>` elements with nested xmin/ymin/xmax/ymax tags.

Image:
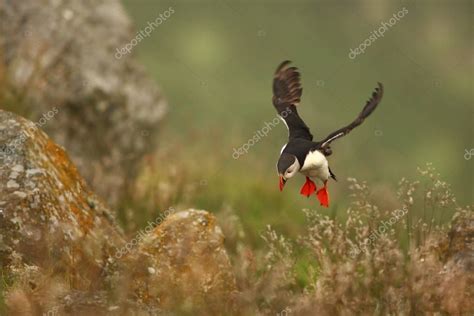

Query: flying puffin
<box><xmin>273</xmin><ymin>60</ymin><xmax>384</xmax><ymax>207</ymax></box>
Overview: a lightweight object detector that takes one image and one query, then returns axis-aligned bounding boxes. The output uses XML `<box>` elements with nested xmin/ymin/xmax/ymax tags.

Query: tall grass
<box><xmin>218</xmin><ymin>164</ymin><xmax>471</xmax><ymax>315</ymax></box>
<box><xmin>119</xmin><ymin>151</ymin><xmax>472</xmax><ymax>314</ymax></box>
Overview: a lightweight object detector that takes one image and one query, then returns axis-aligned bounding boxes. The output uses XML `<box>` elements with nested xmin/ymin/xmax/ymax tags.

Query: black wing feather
<box><xmin>320</xmin><ymin>82</ymin><xmax>384</xmax><ymax>147</ymax></box>
<box><xmin>272</xmin><ymin>61</ymin><xmax>313</xmax><ymax>140</ymax></box>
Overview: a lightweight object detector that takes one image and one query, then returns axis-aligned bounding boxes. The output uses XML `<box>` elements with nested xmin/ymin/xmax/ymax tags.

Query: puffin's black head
<box><xmin>277</xmin><ymin>153</ymin><xmax>300</xmax><ymax>191</ymax></box>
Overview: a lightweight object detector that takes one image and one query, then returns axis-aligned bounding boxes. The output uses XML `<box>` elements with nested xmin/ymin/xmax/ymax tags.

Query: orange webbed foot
<box><xmin>316</xmin><ymin>181</ymin><xmax>329</xmax><ymax>207</ymax></box>
<box><xmin>300</xmin><ymin>177</ymin><xmax>317</xmax><ymax>198</ymax></box>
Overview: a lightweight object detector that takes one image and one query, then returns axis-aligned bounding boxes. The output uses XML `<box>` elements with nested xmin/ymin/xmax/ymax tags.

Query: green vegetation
<box><xmin>121</xmin><ymin>0</ymin><xmax>472</xmax><ymax>245</ymax></box>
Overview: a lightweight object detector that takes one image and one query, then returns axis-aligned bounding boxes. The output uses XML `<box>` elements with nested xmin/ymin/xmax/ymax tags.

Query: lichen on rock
<box><xmin>0</xmin><ymin>110</ymin><xmax>237</xmax><ymax>315</ymax></box>
<box><xmin>0</xmin><ymin>0</ymin><xmax>167</xmax><ymax>207</ymax></box>
<box><xmin>124</xmin><ymin>209</ymin><xmax>238</xmax><ymax>314</ymax></box>
<box><xmin>0</xmin><ymin>110</ymin><xmax>125</xmax><ymax>291</ymax></box>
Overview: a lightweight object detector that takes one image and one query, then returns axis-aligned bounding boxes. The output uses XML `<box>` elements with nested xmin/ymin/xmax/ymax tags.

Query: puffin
<box><xmin>273</xmin><ymin>60</ymin><xmax>384</xmax><ymax>207</ymax></box>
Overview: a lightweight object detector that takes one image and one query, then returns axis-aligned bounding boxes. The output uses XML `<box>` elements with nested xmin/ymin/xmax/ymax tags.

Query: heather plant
<box><xmin>227</xmin><ymin>163</ymin><xmax>472</xmax><ymax>315</ymax></box>
<box><xmin>117</xmin><ymin>159</ymin><xmax>472</xmax><ymax>314</ymax></box>
<box><xmin>1</xmin><ymin>162</ymin><xmax>471</xmax><ymax>315</ymax></box>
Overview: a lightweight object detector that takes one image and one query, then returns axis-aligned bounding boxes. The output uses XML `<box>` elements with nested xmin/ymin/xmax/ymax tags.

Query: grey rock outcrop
<box><xmin>124</xmin><ymin>209</ymin><xmax>238</xmax><ymax>314</ymax></box>
<box><xmin>0</xmin><ymin>0</ymin><xmax>167</xmax><ymax>206</ymax></box>
<box><xmin>0</xmin><ymin>110</ymin><xmax>125</xmax><ymax>288</ymax></box>
<box><xmin>0</xmin><ymin>109</ymin><xmax>236</xmax><ymax>315</ymax></box>
<box><xmin>447</xmin><ymin>210</ymin><xmax>474</xmax><ymax>271</ymax></box>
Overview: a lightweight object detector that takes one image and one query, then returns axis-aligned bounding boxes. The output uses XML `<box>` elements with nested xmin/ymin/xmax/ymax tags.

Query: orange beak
<box><xmin>279</xmin><ymin>175</ymin><xmax>286</xmax><ymax>191</ymax></box>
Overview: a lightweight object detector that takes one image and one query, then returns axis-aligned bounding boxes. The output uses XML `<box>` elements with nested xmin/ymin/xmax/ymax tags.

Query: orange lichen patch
<box><xmin>44</xmin><ymin>139</ymin><xmax>85</xmax><ymax>191</ymax></box>
<box><xmin>1</xmin><ymin>109</ymin><xmax>126</xmax><ymax>290</ymax></box>
<box><xmin>36</xmin><ymin>138</ymin><xmax>97</xmax><ymax>234</ymax></box>
<box><xmin>70</xmin><ymin>204</ymin><xmax>94</xmax><ymax>234</ymax></box>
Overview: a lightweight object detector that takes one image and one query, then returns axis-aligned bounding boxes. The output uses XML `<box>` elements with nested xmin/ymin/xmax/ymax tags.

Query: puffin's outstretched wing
<box><xmin>319</xmin><ymin>82</ymin><xmax>383</xmax><ymax>148</ymax></box>
<box><xmin>272</xmin><ymin>60</ymin><xmax>313</xmax><ymax>140</ymax></box>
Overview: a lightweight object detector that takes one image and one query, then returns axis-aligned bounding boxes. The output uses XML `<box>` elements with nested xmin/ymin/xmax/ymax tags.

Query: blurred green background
<box><xmin>121</xmin><ymin>0</ymin><xmax>472</xmax><ymax>243</ymax></box>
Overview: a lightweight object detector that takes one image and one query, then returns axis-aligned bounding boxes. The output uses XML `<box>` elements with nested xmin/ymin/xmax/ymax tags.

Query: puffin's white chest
<box><xmin>300</xmin><ymin>150</ymin><xmax>330</xmax><ymax>181</ymax></box>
